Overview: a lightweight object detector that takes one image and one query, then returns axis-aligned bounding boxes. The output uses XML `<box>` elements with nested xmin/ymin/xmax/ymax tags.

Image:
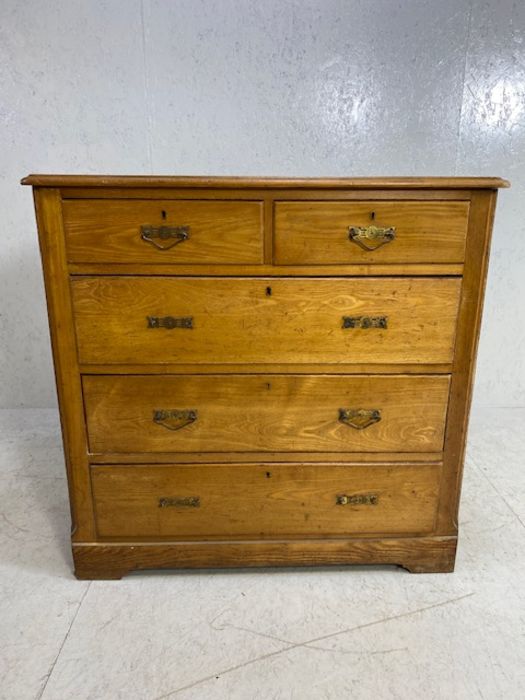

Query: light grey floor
<box><xmin>1</xmin><ymin>408</ymin><xmax>524</xmax><ymax>700</ymax></box>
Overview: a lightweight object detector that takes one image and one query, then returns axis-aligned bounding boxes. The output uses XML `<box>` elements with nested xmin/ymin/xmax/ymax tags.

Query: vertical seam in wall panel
<box><xmin>140</xmin><ymin>0</ymin><xmax>154</xmax><ymax>172</ymax></box>
<box><xmin>454</xmin><ymin>0</ymin><xmax>474</xmax><ymax>175</ymax></box>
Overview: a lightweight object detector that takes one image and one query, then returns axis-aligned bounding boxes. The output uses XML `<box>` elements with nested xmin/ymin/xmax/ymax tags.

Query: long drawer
<box><xmin>63</xmin><ymin>199</ymin><xmax>264</xmax><ymax>264</ymax></box>
<box><xmin>84</xmin><ymin>374</ymin><xmax>450</xmax><ymax>454</ymax></box>
<box><xmin>90</xmin><ymin>463</ymin><xmax>441</xmax><ymax>539</ymax></box>
<box><xmin>72</xmin><ymin>276</ymin><xmax>461</xmax><ymax>365</ymax></box>
<box><xmin>274</xmin><ymin>200</ymin><xmax>469</xmax><ymax>264</ymax></box>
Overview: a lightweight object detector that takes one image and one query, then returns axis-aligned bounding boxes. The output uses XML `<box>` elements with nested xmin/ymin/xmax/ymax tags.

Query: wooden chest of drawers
<box><xmin>23</xmin><ymin>174</ymin><xmax>508</xmax><ymax>579</ymax></box>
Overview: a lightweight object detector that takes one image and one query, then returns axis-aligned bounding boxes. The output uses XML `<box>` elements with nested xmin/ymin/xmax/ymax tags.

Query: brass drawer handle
<box><xmin>339</xmin><ymin>408</ymin><xmax>381</xmax><ymax>430</ymax></box>
<box><xmin>342</xmin><ymin>316</ymin><xmax>387</xmax><ymax>329</ymax></box>
<box><xmin>140</xmin><ymin>225</ymin><xmax>190</xmax><ymax>250</ymax></box>
<box><xmin>336</xmin><ymin>493</ymin><xmax>378</xmax><ymax>506</ymax></box>
<box><xmin>153</xmin><ymin>409</ymin><xmax>198</xmax><ymax>431</ymax></box>
<box><xmin>147</xmin><ymin>316</ymin><xmax>193</xmax><ymax>329</ymax></box>
<box><xmin>348</xmin><ymin>225</ymin><xmax>395</xmax><ymax>251</ymax></box>
<box><xmin>159</xmin><ymin>496</ymin><xmax>200</xmax><ymax>508</ymax></box>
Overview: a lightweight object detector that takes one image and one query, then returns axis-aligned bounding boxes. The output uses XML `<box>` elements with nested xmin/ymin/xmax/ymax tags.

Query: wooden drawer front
<box><xmin>91</xmin><ymin>463</ymin><xmax>440</xmax><ymax>539</ymax></box>
<box><xmin>63</xmin><ymin>199</ymin><xmax>263</xmax><ymax>264</ymax></box>
<box><xmin>72</xmin><ymin>276</ymin><xmax>461</xmax><ymax>365</ymax></box>
<box><xmin>84</xmin><ymin>375</ymin><xmax>450</xmax><ymax>454</ymax></box>
<box><xmin>274</xmin><ymin>201</ymin><xmax>469</xmax><ymax>264</ymax></box>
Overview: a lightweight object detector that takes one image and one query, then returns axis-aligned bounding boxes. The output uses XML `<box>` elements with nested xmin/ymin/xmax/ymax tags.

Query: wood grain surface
<box><xmin>274</xmin><ymin>200</ymin><xmax>469</xmax><ymax>264</ymax></box>
<box><xmin>68</xmin><ymin>262</ymin><xmax>465</xmax><ymax>277</ymax></box>
<box><xmin>63</xmin><ymin>198</ymin><xmax>263</xmax><ymax>264</ymax></box>
<box><xmin>83</xmin><ymin>374</ymin><xmax>450</xmax><ymax>454</ymax></box>
<box><xmin>90</xmin><ymin>462</ymin><xmax>441</xmax><ymax>539</ymax></box>
<box><xmin>72</xmin><ymin>276</ymin><xmax>462</xmax><ymax>365</ymax></box>
<box><xmin>21</xmin><ymin>174</ymin><xmax>510</xmax><ymax>188</ymax></box>
<box><xmin>33</xmin><ymin>189</ymin><xmax>95</xmax><ymax>540</ymax></box>
<box><xmin>72</xmin><ymin>536</ymin><xmax>457</xmax><ymax>579</ymax></box>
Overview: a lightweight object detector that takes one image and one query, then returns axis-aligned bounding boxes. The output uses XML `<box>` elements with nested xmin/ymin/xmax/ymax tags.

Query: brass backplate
<box><xmin>141</xmin><ymin>225</ymin><xmax>190</xmax><ymax>250</ymax></box>
<box><xmin>339</xmin><ymin>408</ymin><xmax>382</xmax><ymax>430</ymax></box>
<box><xmin>147</xmin><ymin>316</ymin><xmax>193</xmax><ymax>329</ymax></box>
<box><xmin>153</xmin><ymin>409</ymin><xmax>198</xmax><ymax>430</ymax></box>
<box><xmin>348</xmin><ymin>225</ymin><xmax>396</xmax><ymax>251</ymax></box>
<box><xmin>336</xmin><ymin>494</ymin><xmax>379</xmax><ymax>506</ymax></box>
<box><xmin>342</xmin><ymin>316</ymin><xmax>388</xmax><ymax>329</ymax></box>
<box><xmin>158</xmin><ymin>496</ymin><xmax>200</xmax><ymax>508</ymax></box>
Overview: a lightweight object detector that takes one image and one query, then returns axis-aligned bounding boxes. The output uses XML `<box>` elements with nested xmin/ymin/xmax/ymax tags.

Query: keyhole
<box><xmin>370</xmin><ymin>211</ymin><xmax>375</xmax><ymax>220</ymax></box>
<box><xmin>266</xmin><ymin>286</ymin><xmax>272</xmax><ymax>296</ymax></box>
<box><xmin>161</xmin><ymin>210</ymin><xmax>167</xmax><ymax>220</ymax></box>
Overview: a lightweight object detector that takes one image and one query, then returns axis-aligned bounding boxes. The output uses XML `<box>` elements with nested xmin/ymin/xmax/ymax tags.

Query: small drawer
<box><xmin>84</xmin><ymin>374</ymin><xmax>450</xmax><ymax>454</ymax></box>
<box><xmin>274</xmin><ymin>200</ymin><xmax>469</xmax><ymax>264</ymax></box>
<box><xmin>72</xmin><ymin>276</ymin><xmax>461</xmax><ymax>365</ymax></box>
<box><xmin>63</xmin><ymin>199</ymin><xmax>263</xmax><ymax>264</ymax></box>
<box><xmin>90</xmin><ymin>463</ymin><xmax>441</xmax><ymax>539</ymax></box>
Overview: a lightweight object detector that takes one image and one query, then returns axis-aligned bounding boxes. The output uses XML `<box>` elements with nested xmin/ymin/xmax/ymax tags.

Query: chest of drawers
<box><xmin>23</xmin><ymin>174</ymin><xmax>508</xmax><ymax>579</ymax></box>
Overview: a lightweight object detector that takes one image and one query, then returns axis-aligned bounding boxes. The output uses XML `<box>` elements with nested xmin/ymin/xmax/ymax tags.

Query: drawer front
<box><xmin>63</xmin><ymin>199</ymin><xmax>263</xmax><ymax>264</ymax></box>
<box><xmin>91</xmin><ymin>463</ymin><xmax>441</xmax><ymax>538</ymax></box>
<box><xmin>72</xmin><ymin>276</ymin><xmax>461</xmax><ymax>365</ymax></box>
<box><xmin>84</xmin><ymin>374</ymin><xmax>450</xmax><ymax>454</ymax></box>
<box><xmin>274</xmin><ymin>201</ymin><xmax>469</xmax><ymax>264</ymax></box>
